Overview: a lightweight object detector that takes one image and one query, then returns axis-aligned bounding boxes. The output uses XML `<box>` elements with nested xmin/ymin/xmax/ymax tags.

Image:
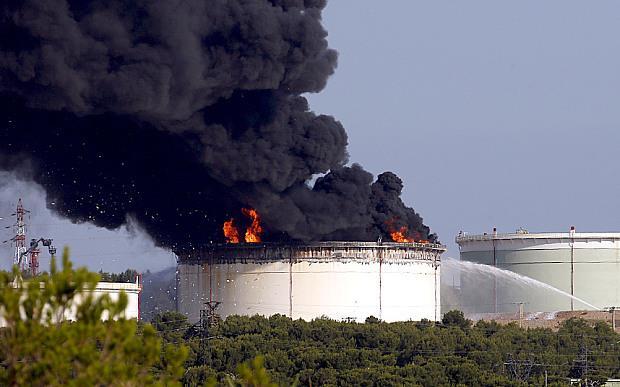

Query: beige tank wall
<box><xmin>459</xmin><ymin>237</ymin><xmax>620</xmax><ymax>313</ymax></box>
<box><xmin>177</xmin><ymin>259</ymin><xmax>440</xmax><ymax>323</ymax></box>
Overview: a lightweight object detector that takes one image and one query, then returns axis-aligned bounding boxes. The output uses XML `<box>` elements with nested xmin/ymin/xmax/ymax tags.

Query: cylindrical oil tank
<box><xmin>456</xmin><ymin>230</ymin><xmax>620</xmax><ymax>312</ymax></box>
<box><xmin>175</xmin><ymin>241</ymin><xmax>445</xmax><ymax>323</ymax></box>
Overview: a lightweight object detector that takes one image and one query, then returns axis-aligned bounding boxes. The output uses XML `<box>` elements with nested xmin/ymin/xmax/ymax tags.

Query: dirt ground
<box><xmin>467</xmin><ymin>310</ymin><xmax>620</xmax><ymax>331</ymax></box>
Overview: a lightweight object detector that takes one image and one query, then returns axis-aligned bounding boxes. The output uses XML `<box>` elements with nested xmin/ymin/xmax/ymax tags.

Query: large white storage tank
<box><xmin>176</xmin><ymin>242</ymin><xmax>445</xmax><ymax>323</ymax></box>
<box><xmin>456</xmin><ymin>228</ymin><xmax>620</xmax><ymax>313</ymax></box>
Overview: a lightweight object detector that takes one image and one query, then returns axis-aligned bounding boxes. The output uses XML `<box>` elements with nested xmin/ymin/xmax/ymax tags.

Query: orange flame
<box><xmin>386</xmin><ymin>218</ymin><xmax>415</xmax><ymax>243</ymax></box>
<box><xmin>390</xmin><ymin>226</ymin><xmax>415</xmax><ymax>243</ymax></box>
<box><xmin>242</xmin><ymin>208</ymin><xmax>263</xmax><ymax>243</ymax></box>
<box><xmin>223</xmin><ymin>219</ymin><xmax>240</xmax><ymax>243</ymax></box>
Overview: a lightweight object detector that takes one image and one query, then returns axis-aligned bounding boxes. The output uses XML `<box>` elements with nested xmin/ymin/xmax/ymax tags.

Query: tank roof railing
<box><xmin>300</xmin><ymin>241</ymin><xmax>446</xmax><ymax>250</ymax></box>
<box><xmin>179</xmin><ymin>241</ymin><xmax>447</xmax><ymax>252</ymax></box>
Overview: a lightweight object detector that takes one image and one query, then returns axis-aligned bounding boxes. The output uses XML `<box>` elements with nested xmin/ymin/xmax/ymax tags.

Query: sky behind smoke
<box><xmin>2</xmin><ymin>0</ymin><xmax>620</xmax><ymax>272</ymax></box>
<box><xmin>0</xmin><ymin>172</ymin><xmax>176</xmax><ymax>272</ymax></box>
<box><xmin>309</xmin><ymin>0</ymin><xmax>620</xmax><ymax>260</ymax></box>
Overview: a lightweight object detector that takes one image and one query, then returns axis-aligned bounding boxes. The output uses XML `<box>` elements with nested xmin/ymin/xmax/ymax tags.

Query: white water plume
<box><xmin>443</xmin><ymin>257</ymin><xmax>600</xmax><ymax>311</ymax></box>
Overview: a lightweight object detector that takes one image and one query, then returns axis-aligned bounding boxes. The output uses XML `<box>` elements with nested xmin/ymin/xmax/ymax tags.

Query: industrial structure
<box><xmin>8</xmin><ymin>199</ymin><xmax>56</xmax><ymax>276</ymax></box>
<box><xmin>13</xmin><ymin>199</ymin><xmax>27</xmax><ymax>270</ymax></box>
<box><xmin>43</xmin><ymin>280</ymin><xmax>142</xmax><ymax>322</ymax></box>
<box><xmin>176</xmin><ymin>241</ymin><xmax>445</xmax><ymax>323</ymax></box>
<box><xmin>87</xmin><ymin>281</ymin><xmax>142</xmax><ymax>321</ymax></box>
<box><xmin>456</xmin><ymin>227</ymin><xmax>620</xmax><ymax>313</ymax></box>
<box><xmin>0</xmin><ymin>198</ymin><xmax>142</xmax><ymax>323</ymax></box>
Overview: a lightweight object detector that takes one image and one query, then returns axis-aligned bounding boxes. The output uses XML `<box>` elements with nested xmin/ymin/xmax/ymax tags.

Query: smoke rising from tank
<box><xmin>0</xmin><ymin>0</ymin><xmax>436</xmax><ymax>247</ymax></box>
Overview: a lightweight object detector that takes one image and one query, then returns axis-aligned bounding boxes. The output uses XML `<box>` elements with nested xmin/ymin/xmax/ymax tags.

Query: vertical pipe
<box><xmin>289</xmin><ymin>250</ymin><xmax>293</xmax><ymax>319</ymax></box>
<box><xmin>570</xmin><ymin>245</ymin><xmax>574</xmax><ymax>311</ymax></box>
<box><xmin>209</xmin><ymin>249</ymin><xmax>213</xmax><ymax>304</ymax></box>
<box><xmin>492</xmin><ymin>236</ymin><xmax>497</xmax><ymax>313</ymax></box>
<box><xmin>434</xmin><ymin>258</ymin><xmax>438</xmax><ymax>322</ymax></box>
<box><xmin>175</xmin><ymin>259</ymin><xmax>180</xmax><ymax>313</ymax></box>
<box><xmin>379</xmin><ymin>247</ymin><xmax>383</xmax><ymax>321</ymax></box>
<box><xmin>570</xmin><ymin>227</ymin><xmax>575</xmax><ymax>311</ymax></box>
<box><xmin>137</xmin><ymin>273</ymin><xmax>142</xmax><ymax>321</ymax></box>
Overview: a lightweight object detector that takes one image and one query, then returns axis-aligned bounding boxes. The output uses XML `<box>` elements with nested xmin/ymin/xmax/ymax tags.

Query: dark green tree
<box><xmin>0</xmin><ymin>248</ymin><xmax>187</xmax><ymax>385</ymax></box>
<box><xmin>441</xmin><ymin>310</ymin><xmax>471</xmax><ymax>330</ymax></box>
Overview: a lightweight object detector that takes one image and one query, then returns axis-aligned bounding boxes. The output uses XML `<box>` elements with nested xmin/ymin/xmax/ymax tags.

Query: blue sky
<box><xmin>309</xmin><ymin>0</ymin><xmax>620</xmax><ymax>257</ymax></box>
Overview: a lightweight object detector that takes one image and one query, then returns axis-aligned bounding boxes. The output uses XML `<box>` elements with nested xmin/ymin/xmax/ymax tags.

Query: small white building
<box><xmin>0</xmin><ymin>280</ymin><xmax>141</xmax><ymax>326</ymax></box>
<box><xmin>91</xmin><ymin>281</ymin><xmax>142</xmax><ymax>320</ymax></box>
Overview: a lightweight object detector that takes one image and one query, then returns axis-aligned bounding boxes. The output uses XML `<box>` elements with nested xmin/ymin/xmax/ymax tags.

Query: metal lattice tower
<box><xmin>9</xmin><ymin>199</ymin><xmax>55</xmax><ymax>276</ymax></box>
<box><xmin>198</xmin><ymin>300</ymin><xmax>221</xmax><ymax>364</ymax></box>
<box><xmin>13</xmin><ymin>199</ymin><xmax>28</xmax><ymax>271</ymax></box>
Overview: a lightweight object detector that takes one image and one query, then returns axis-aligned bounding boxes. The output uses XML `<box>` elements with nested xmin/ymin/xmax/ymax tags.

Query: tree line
<box><xmin>1</xmin><ymin>251</ymin><xmax>619</xmax><ymax>386</ymax></box>
<box><xmin>153</xmin><ymin>309</ymin><xmax>620</xmax><ymax>386</ymax></box>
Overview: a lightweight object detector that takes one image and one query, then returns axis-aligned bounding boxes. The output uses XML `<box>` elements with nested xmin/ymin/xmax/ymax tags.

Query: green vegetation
<box><xmin>3</xmin><ymin>251</ymin><xmax>620</xmax><ymax>386</ymax></box>
<box><xmin>98</xmin><ymin>268</ymin><xmax>139</xmax><ymax>283</ymax></box>
<box><xmin>0</xmin><ymin>248</ymin><xmax>187</xmax><ymax>386</ymax></box>
<box><xmin>152</xmin><ymin>309</ymin><xmax>620</xmax><ymax>386</ymax></box>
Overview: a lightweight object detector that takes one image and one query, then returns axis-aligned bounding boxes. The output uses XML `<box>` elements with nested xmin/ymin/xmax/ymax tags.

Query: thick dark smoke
<box><xmin>0</xmin><ymin>0</ymin><xmax>436</xmax><ymax>248</ymax></box>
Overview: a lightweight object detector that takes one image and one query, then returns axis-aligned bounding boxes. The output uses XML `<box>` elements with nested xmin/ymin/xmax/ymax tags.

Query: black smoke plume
<box><xmin>0</xmin><ymin>0</ymin><xmax>436</xmax><ymax>248</ymax></box>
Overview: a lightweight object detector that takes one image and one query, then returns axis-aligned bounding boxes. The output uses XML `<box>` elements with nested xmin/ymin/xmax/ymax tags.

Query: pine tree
<box><xmin>0</xmin><ymin>247</ymin><xmax>187</xmax><ymax>386</ymax></box>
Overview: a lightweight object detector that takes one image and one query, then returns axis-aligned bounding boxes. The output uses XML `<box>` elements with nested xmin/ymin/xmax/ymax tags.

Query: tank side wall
<box><xmin>380</xmin><ymin>261</ymin><xmax>438</xmax><ymax>322</ymax></box>
<box><xmin>177</xmin><ymin>259</ymin><xmax>439</xmax><ymax>323</ymax></box>
<box><xmin>290</xmin><ymin>261</ymin><xmax>379</xmax><ymax>322</ymax></box>
<box><xmin>458</xmin><ymin>238</ymin><xmax>620</xmax><ymax>312</ymax></box>
<box><xmin>574</xmin><ymin>247</ymin><xmax>620</xmax><ymax>308</ymax></box>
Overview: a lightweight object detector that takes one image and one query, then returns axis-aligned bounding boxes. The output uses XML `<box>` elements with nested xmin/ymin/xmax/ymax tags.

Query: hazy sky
<box><xmin>309</xmin><ymin>0</ymin><xmax>620</xmax><ymax>257</ymax></box>
<box><xmin>0</xmin><ymin>173</ymin><xmax>175</xmax><ymax>273</ymax></box>
<box><xmin>2</xmin><ymin>1</ymin><xmax>620</xmax><ymax>271</ymax></box>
